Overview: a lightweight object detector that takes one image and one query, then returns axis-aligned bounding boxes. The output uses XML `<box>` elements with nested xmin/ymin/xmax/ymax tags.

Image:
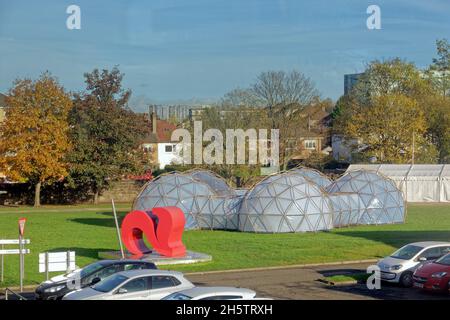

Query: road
<box><xmin>2</xmin><ymin>262</ymin><xmax>449</xmax><ymax>300</ymax></box>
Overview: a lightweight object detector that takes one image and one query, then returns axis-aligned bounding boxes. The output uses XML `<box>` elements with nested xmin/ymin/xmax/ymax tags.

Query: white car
<box><xmin>162</xmin><ymin>286</ymin><xmax>261</xmax><ymax>300</ymax></box>
<box><xmin>377</xmin><ymin>241</ymin><xmax>450</xmax><ymax>287</ymax></box>
<box><xmin>63</xmin><ymin>270</ymin><xmax>194</xmax><ymax>300</ymax></box>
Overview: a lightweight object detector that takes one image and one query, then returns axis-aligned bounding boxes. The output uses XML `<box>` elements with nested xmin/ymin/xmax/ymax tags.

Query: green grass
<box><xmin>323</xmin><ymin>273</ymin><xmax>369</xmax><ymax>284</ymax></box>
<box><xmin>0</xmin><ymin>203</ymin><xmax>449</xmax><ymax>288</ymax></box>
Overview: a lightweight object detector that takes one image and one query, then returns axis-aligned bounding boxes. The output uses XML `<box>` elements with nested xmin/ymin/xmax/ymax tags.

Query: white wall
<box><xmin>157</xmin><ymin>143</ymin><xmax>181</xmax><ymax>169</ymax></box>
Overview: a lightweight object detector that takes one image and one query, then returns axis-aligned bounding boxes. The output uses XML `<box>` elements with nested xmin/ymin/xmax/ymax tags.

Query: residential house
<box><xmin>141</xmin><ymin>112</ymin><xmax>182</xmax><ymax>169</ymax></box>
<box><xmin>287</xmin><ymin>103</ymin><xmax>332</xmax><ymax>164</ymax></box>
<box><xmin>0</xmin><ymin>93</ymin><xmax>6</xmax><ymax>123</ymax></box>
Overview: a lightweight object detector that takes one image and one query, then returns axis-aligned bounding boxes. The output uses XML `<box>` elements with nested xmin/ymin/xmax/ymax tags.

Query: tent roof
<box><xmin>347</xmin><ymin>164</ymin><xmax>450</xmax><ymax>179</ymax></box>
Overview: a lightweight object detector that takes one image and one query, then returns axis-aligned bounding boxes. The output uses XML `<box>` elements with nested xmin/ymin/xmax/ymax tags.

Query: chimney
<box><xmin>151</xmin><ymin>112</ymin><xmax>157</xmax><ymax>134</ymax></box>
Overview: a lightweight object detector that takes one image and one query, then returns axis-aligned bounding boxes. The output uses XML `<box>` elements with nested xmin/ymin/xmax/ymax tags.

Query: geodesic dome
<box><xmin>289</xmin><ymin>167</ymin><xmax>333</xmax><ymax>189</ymax></box>
<box><xmin>328</xmin><ymin>193</ymin><xmax>364</xmax><ymax>228</ymax></box>
<box><xmin>185</xmin><ymin>169</ymin><xmax>235</xmax><ymax>196</ymax></box>
<box><xmin>238</xmin><ymin>171</ymin><xmax>334</xmax><ymax>233</ymax></box>
<box><xmin>326</xmin><ymin>170</ymin><xmax>405</xmax><ymax>225</ymax></box>
<box><xmin>133</xmin><ymin>170</ymin><xmax>239</xmax><ymax>230</ymax></box>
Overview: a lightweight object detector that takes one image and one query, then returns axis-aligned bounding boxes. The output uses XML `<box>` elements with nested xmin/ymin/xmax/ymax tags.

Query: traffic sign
<box><xmin>18</xmin><ymin>218</ymin><xmax>26</xmax><ymax>237</ymax></box>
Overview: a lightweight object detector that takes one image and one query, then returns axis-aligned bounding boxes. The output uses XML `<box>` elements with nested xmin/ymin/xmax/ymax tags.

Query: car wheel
<box><xmin>400</xmin><ymin>272</ymin><xmax>413</xmax><ymax>287</ymax></box>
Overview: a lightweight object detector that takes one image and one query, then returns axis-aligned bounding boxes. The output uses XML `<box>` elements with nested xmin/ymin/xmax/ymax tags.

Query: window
<box><xmin>119</xmin><ymin>277</ymin><xmax>149</xmax><ymax>293</ymax></box>
<box><xmin>200</xmin><ymin>295</ymin><xmax>243</xmax><ymax>300</ymax></box>
<box><xmin>419</xmin><ymin>247</ymin><xmax>443</xmax><ymax>260</ymax></box>
<box><xmin>304</xmin><ymin>140</ymin><xmax>316</xmax><ymax>150</ymax></box>
<box><xmin>165</xmin><ymin>145</ymin><xmax>173</xmax><ymax>152</ymax></box>
<box><xmin>123</xmin><ymin>263</ymin><xmax>145</xmax><ymax>271</ymax></box>
<box><xmin>162</xmin><ymin>293</ymin><xmax>192</xmax><ymax>300</ymax></box>
<box><xmin>84</xmin><ymin>264</ymin><xmax>120</xmax><ymax>284</ymax></box>
<box><xmin>97</xmin><ymin>265</ymin><xmax>120</xmax><ymax>279</ymax></box>
<box><xmin>391</xmin><ymin>245</ymin><xmax>422</xmax><ymax>260</ymax></box>
<box><xmin>92</xmin><ymin>274</ymin><xmax>128</xmax><ymax>293</ymax></box>
<box><xmin>151</xmin><ymin>276</ymin><xmax>179</xmax><ymax>289</ymax></box>
<box><xmin>440</xmin><ymin>246</ymin><xmax>450</xmax><ymax>256</ymax></box>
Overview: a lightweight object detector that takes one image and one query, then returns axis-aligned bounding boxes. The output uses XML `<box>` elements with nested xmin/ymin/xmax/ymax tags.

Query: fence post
<box><xmin>66</xmin><ymin>251</ymin><xmax>70</xmax><ymax>273</ymax></box>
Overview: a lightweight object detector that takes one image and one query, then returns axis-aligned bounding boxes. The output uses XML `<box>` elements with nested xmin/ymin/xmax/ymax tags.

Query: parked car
<box><xmin>35</xmin><ymin>259</ymin><xmax>156</xmax><ymax>300</ymax></box>
<box><xmin>62</xmin><ymin>270</ymin><xmax>194</xmax><ymax>300</ymax></box>
<box><xmin>162</xmin><ymin>287</ymin><xmax>259</xmax><ymax>300</ymax></box>
<box><xmin>377</xmin><ymin>241</ymin><xmax>450</xmax><ymax>287</ymax></box>
<box><xmin>413</xmin><ymin>253</ymin><xmax>450</xmax><ymax>292</ymax></box>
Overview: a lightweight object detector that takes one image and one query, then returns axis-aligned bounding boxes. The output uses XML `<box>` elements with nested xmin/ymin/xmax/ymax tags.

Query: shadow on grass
<box><xmin>336</xmin><ymin>230</ymin><xmax>450</xmax><ymax>248</ymax></box>
<box><xmin>49</xmin><ymin>247</ymin><xmax>115</xmax><ymax>260</ymax></box>
<box><xmin>69</xmin><ymin>211</ymin><xmax>129</xmax><ymax>228</ymax></box>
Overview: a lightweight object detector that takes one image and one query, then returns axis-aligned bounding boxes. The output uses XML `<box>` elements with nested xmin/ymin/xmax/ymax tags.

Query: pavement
<box><xmin>1</xmin><ymin>262</ymin><xmax>449</xmax><ymax>300</ymax></box>
<box><xmin>187</xmin><ymin>262</ymin><xmax>450</xmax><ymax>300</ymax></box>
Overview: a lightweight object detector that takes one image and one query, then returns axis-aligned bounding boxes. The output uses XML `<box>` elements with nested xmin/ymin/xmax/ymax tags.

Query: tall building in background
<box><xmin>344</xmin><ymin>73</ymin><xmax>364</xmax><ymax>95</ymax></box>
<box><xmin>149</xmin><ymin>104</ymin><xmax>210</xmax><ymax>122</ymax></box>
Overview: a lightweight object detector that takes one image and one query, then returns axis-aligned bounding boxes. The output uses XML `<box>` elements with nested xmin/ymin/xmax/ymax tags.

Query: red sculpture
<box><xmin>121</xmin><ymin>207</ymin><xmax>186</xmax><ymax>258</ymax></box>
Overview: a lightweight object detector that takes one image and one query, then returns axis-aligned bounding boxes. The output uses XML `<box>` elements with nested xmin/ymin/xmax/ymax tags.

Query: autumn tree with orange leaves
<box><xmin>0</xmin><ymin>73</ymin><xmax>72</xmax><ymax>206</ymax></box>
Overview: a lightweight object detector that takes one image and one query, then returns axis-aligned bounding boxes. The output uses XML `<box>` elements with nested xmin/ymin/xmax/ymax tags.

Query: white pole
<box><xmin>112</xmin><ymin>199</ymin><xmax>125</xmax><ymax>259</ymax></box>
<box><xmin>1</xmin><ymin>244</ymin><xmax>4</xmax><ymax>283</ymax></box>
<box><xmin>19</xmin><ymin>235</ymin><xmax>23</xmax><ymax>292</ymax></box>
<box><xmin>45</xmin><ymin>252</ymin><xmax>49</xmax><ymax>281</ymax></box>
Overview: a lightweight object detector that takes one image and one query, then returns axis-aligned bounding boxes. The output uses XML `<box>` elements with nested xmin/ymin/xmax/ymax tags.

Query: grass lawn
<box><xmin>323</xmin><ymin>273</ymin><xmax>370</xmax><ymax>284</ymax></box>
<box><xmin>0</xmin><ymin>203</ymin><xmax>449</xmax><ymax>288</ymax></box>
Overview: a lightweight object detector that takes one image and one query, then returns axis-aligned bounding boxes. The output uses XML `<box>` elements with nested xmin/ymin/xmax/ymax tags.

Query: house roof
<box><xmin>142</xmin><ymin>119</ymin><xmax>178</xmax><ymax>144</ymax></box>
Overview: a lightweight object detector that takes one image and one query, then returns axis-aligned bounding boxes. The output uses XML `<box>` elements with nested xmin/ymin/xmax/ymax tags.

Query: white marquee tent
<box><xmin>346</xmin><ymin>164</ymin><xmax>450</xmax><ymax>203</ymax></box>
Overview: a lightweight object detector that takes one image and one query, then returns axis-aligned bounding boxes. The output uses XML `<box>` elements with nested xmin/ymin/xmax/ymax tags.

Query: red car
<box><xmin>413</xmin><ymin>253</ymin><xmax>450</xmax><ymax>292</ymax></box>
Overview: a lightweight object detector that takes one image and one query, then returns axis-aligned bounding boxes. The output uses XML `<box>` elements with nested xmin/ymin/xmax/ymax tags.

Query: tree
<box><xmin>341</xmin><ymin>94</ymin><xmax>437</xmax><ymax>163</ymax></box>
<box><xmin>220</xmin><ymin>87</ymin><xmax>263</xmax><ymax>108</ymax></box>
<box><xmin>350</xmin><ymin>58</ymin><xmax>433</xmax><ymax>105</ymax></box>
<box><xmin>427</xmin><ymin>38</ymin><xmax>450</xmax><ymax>97</ymax></box>
<box><xmin>423</xmin><ymin>95</ymin><xmax>450</xmax><ymax>163</ymax></box>
<box><xmin>0</xmin><ymin>73</ymin><xmax>72</xmax><ymax>206</ymax></box>
<box><xmin>252</xmin><ymin>70</ymin><xmax>319</xmax><ymax>113</ymax></box>
<box><xmin>68</xmin><ymin>67</ymin><xmax>147</xmax><ymax>203</ymax></box>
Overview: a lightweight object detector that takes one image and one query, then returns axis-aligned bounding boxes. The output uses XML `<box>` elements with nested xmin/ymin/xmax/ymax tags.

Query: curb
<box><xmin>0</xmin><ymin>285</ymin><xmax>38</xmax><ymax>293</ymax></box>
<box><xmin>185</xmin><ymin>259</ymin><xmax>378</xmax><ymax>276</ymax></box>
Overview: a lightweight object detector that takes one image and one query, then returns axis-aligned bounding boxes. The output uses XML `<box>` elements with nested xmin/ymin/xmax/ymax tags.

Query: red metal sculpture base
<box><xmin>121</xmin><ymin>206</ymin><xmax>186</xmax><ymax>258</ymax></box>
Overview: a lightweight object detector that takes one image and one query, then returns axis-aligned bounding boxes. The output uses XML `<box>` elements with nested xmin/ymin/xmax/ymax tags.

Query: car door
<box><xmin>109</xmin><ymin>276</ymin><xmax>151</xmax><ymax>300</ymax></box>
<box><xmin>149</xmin><ymin>275</ymin><xmax>182</xmax><ymax>300</ymax></box>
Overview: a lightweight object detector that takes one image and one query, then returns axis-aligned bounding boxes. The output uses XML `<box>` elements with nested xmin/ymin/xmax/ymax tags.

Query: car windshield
<box><xmin>390</xmin><ymin>245</ymin><xmax>423</xmax><ymax>260</ymax></box>
<box><xmin>162</xmin><ymin>293</ymin><xmax>192</xmax><ymax>300</ymax></box>
<box><xmin>435</xmin><ymin>254</ymin><xmax>450</xmax><ymax>266</ymax></box>
<box><xmin>92</xmin><ymin>274</ymin><xmax>128</xmax><ymax>293</ymax></box>
<box><xmin>80</xmin><ymin>262</ymin><xmax>106</xmax><ymax>278</ymax></box>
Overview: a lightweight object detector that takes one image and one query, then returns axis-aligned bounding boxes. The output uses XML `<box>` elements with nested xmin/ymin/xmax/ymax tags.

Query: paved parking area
<box><xmin>187</xmin><ymin>263</ymin><xmax>450</xmax><ymax>300</ymax></box>
<box><xmin>2</xmin><ymin>262</ymin><xmax>449</xmax><ymax>300</ymax></box>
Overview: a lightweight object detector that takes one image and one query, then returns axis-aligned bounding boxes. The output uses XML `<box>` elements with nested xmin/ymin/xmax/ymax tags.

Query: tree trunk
<box><xmin>93</xmin><ymin>190</ymin><xmax>99</xmax><ymax>205</ymax></box>
<box><xmin>34</xmin><ymin>182</ymin><xmax>41</xmax><ymax>207</ymax></box>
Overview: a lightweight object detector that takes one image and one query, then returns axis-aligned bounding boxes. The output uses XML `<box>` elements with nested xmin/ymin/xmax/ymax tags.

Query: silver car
<box><xmin>63</xmin><ymin>270</ymin><xmax>194</xmax><ymax>300</ymax></box>
<box><xmin>162</xmin><ymin>286</ymin><xmax>259</xmax><ymax>300</ymax></box>
<box><xmin>377</xmin><ymin>241</ymin><xmax>450</xmax><ymax>287</ymax></box>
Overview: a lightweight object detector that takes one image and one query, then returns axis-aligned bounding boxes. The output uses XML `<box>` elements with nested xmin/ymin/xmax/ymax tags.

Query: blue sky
<box><xmin>0</xmin><ymin>0</ymin><xmax>449</xmax><ymax>111</ymax></box>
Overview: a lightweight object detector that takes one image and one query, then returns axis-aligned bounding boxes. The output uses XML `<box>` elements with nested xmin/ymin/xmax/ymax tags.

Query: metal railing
<box><xmin>3</xmin><ymin>288</ymin><xmax>28</xmax><ymax>300</ymax></box>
